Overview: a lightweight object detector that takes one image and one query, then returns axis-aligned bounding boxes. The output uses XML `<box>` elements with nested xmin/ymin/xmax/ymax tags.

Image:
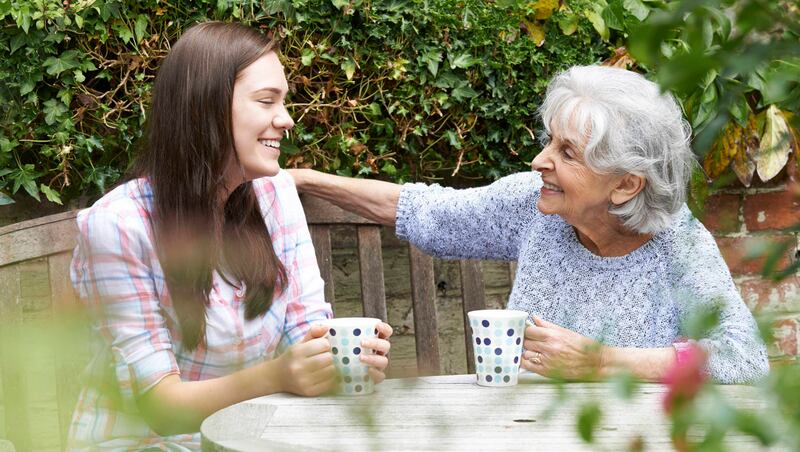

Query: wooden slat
<box><xmin>0</xmin><ymin>214</ymin><xmax>78</xmax><ymax>267</ymax></box>
<box><xmin>308</xmin><ymin>225</ymin><xmax>335</xmax><ymax>311</ymax></box>
<box><xmin>508</xmin><ymin>261</ymin><xmax>518</xmax><ymax>286</ymax></box>
<box><xmin>408</xmin><ymin>245</ymin><xmax>440</xmax><ymax>376</ymax></box>
<box><xmin>459</xmin><ymin>260</ymin><xmax>487</xmax><ymax>374</ymax></box>
<box><xmin>300</xmin><ymin>195</ymin><xmax>379</xmax><ymax>225</ymax></box>
<box><xmin>48</xmin><ymin>252</ymin><xmax>82</xmax><ymax>448</ymax></box>
<box><xmin>356</xmin><ymin>226</ymin><xmax>387</xmax><ymax>321</ymax></box>
<box><xmin>0</xmin><ymin>265</ymin><xmax>31</xmax><ymax>452</ymax></box>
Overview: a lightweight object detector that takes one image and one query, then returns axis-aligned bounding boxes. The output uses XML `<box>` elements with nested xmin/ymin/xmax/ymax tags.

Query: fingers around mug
<box><xmin>376</xmin><ymin>322</ymin><xmax>393</xmax><ymax>339</ymax></box>
<box><xmin>360</xmin><ymin>352</ymin><xmax>389</xmax><ymax>371</ymax></box>
<box><xmin>299</xmin><ymin>350</ymin><xmax>333</xmax><ymax>373</ymax></box>
<box><xmin>361</xmin><ymin>337</ymin><xmax>391</xmax><ymax>355</ymax></box>
<box><xmin>367</xmin><ymin>366</ymin><xmax>386</xmax><ymax>385</ymax></box>
<box><xmin>299</xmin><ymin>337</ymin><xmax>333</xmax><ymax>357</ymax></box>
<box><xmin>303</xmin><ymin>323</ymin><xmax>330</xmax><ymax>342</ymax></box>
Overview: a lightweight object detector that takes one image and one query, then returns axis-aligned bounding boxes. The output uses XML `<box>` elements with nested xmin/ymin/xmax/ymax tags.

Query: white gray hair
<box><xmin>539</xmin><ymin>65</ymin><xmax>696</xmax><ymax>234</ymax></box>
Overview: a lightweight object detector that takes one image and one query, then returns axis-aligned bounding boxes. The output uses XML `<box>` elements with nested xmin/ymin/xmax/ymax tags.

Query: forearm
<box><xmin>600</xmin><ymin>346</ymin><xmax>676</xmax><ymax>382</ymax></box>
<box><xmin>289</xmin><ymin>168</ymin><xmax>400</xmax><ymax>225</ymax></box>
<box><xmin>138</xmin><ymin>358</ymin><xmax>284</xmax><ymax>436</ymax></box>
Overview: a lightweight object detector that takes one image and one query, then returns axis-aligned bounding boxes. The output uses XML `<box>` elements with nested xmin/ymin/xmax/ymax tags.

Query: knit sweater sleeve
<box><xmin>670</xmin><ymin>214</ymin><xmax>769</xmax><ymax>383</ymax></box>
<box><xmin>395</xmin><ymin>172</ymin><xmax>540</xmax><ymax>261</ymax></box>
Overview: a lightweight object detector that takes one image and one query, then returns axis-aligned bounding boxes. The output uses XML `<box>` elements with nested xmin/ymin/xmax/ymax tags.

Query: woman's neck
<box><xmin>572</xmin><ymin>215</ymin><xmax>653</xmax><ymax>257</ymax></box>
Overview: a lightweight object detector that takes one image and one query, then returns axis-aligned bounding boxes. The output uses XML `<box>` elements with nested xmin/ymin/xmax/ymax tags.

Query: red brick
<box><xmin>769</xmin><ymin>318</ymin><xmax>798</xmax><ymax>358</ymax></box>
<box><xmin>743</xmin><ymin>189</ymin><xmax>800</xmax><ymax>232</ymax></box>
<box><xmin>737</xmin><ymin>275</ymin><xmax>800</xmax><ymax>312</ymax></box>
<box><xmin>699</xmin><ymin>193</ymin><xmax>741</xmax><ymax>234</ymax></box>
<box><xmin>715</xmin><ymin>235</ymin><xmax>796</xmax><ymax>275</ymax></box>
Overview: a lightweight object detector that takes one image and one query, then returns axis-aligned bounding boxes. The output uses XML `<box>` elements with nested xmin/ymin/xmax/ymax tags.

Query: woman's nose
<box><xmin>531</xmin><ymin>146</ymin><xmax>553</xmax><ymax>172</ymax></box>
<box><xmin>273</xmin><ymin>105</ymin><xmax>295</xmax><ymax>130</ymax></box>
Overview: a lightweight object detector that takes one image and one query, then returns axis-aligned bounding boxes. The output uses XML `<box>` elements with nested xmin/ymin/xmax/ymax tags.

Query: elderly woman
<box><xmin>290</xmin><ymin>65</ymin><xmax>769</xmax><ymax>384</ymax></box>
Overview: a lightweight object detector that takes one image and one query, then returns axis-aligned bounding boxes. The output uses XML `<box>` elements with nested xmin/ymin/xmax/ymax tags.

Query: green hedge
<box><xmin>0</xmin><ymin>0</ymin><xmax>634</xmax><ymax>205</ymax></box>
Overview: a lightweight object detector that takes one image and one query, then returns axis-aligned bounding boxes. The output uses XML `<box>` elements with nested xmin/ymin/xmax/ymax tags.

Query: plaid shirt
<box><xmin>68</xmin><ymin>171</ymin><xmax>331</xmax><ymax>450</ymax></box>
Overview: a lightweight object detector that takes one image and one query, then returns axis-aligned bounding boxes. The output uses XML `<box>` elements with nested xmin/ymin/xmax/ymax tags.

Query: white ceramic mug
<box><xmin>317</xmin><ymin>317</ymin><xmax>381</xmax><ymax>395</ymax></box>
<box><xmin>467</xmin><ymin>309</ymin><xmax>528</xmax><ymax>387</ymax></box>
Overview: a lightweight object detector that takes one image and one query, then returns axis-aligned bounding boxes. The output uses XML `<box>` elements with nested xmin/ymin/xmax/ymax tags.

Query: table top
<box><xmin>201</xmin><ymin>373</ymin><xmax>766</xmax><ymax>451</ymax></box>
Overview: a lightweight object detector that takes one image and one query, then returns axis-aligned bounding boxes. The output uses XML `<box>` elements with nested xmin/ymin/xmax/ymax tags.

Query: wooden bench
<box><xmin>0</xmin><ymin>195</ymin><xmax>516</xmax><ymax>451</ymax></box>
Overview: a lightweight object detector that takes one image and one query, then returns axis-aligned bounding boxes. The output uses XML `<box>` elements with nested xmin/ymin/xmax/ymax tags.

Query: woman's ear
<box><xmin>610</xmin><ymin>173</ymin><xmax>646</xmax><ymax>205</ymax></box>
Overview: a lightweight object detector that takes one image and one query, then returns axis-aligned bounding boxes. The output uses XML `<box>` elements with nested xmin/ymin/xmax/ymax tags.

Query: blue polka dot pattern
<box><xmin>468</xmin><ymin>311</ymin><xmax>527</xmax><ymax>387</ymax></box>
<box><xmin>324</xmin><ymin>319</ymin><xmax>380</xmax><ymax>395</ymax></box>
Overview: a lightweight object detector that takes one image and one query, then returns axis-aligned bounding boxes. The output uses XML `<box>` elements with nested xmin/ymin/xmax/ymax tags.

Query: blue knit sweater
<box><xmin>396</xmin><ymin>171</ymin><xmax>769</xmax><ymax>384</ymax></box>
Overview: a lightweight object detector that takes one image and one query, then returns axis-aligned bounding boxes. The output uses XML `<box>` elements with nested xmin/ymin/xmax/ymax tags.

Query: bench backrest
<box><xmin>0</xmin><ymin>195</ymin><xmax>514</xmax><ymax>450</ymax></box>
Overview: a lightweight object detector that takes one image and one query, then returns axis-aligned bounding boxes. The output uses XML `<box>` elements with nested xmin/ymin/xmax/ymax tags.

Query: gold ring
<box><xmin>530</xmin><ymin>352</ymin><xmax>542</xmax><ymax>365</ymax></box>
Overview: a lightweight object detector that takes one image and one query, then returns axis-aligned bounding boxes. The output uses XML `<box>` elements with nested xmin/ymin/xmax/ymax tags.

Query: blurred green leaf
<box><xmin>577</xmin><ymin>402</ymin><xmax>602</xmax><ymax>443</ymax></box>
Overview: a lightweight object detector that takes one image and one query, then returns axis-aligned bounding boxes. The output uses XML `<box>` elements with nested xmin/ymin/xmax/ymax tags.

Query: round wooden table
<box><xmin>201</xmin><ymin>373</ymin><xmax>766</xmax><ymax>451</ymax></box>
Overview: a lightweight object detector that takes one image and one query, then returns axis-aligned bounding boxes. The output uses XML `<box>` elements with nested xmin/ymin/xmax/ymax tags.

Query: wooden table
<box><xmin>201</xmin><ymin>373</ymin><xmax>767</xmax><ymax>451</ymax></box>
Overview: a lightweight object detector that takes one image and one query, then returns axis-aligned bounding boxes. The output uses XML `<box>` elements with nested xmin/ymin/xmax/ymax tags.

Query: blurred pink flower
<box><xmin>662</xmin><ymin>342</ymin><xmax>708</xmax><ymax>415</ymax></box>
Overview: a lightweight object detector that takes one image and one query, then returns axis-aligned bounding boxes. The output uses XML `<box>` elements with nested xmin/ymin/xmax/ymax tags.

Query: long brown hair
<box><xmin>131</xmin><ymin>22</ymin><xmax>287</xmax><ymax>351</ymax></box>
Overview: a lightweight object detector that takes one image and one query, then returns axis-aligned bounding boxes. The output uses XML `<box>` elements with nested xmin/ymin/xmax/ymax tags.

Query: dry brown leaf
<box><xmin>732</xmin><ymin>115</ymin><xmax>758</xmax><ymax>186</ymax></box>
<box><xmin>703</xmin><ymin>121</ymin><xmax>741</xmax><ymax>178</ymax></box>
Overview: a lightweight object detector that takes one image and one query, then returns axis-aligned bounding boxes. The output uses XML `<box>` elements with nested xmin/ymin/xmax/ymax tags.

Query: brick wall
<box><xmin>699</xmin><ymin>179</ymin><xmax>800</xmax><ymax>364</ymax></box>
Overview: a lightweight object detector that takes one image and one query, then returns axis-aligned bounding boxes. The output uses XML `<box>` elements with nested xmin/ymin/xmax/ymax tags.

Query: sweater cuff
<box><xmin>395</xmin><ymin>182</ymin><xmax>428</xmax><ymax>242</ymax></box>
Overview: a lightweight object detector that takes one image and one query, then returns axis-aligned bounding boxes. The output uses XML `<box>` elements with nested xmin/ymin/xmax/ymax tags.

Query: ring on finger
<box><xmin>529</xmin><ymin>351</ymin><xmax>542</xmax><ymax>365</ymax></box>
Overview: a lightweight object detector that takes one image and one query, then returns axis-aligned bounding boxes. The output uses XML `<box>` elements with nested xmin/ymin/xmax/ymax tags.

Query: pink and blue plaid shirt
<box><xmin>68</xmin><ymin>171</ymin><xmax>331</xmax><ymax>450</ymax></box>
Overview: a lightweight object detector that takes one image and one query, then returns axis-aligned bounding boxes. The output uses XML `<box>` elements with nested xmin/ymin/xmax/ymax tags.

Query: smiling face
<box><xmin>531</xmin><ymin>122</ymin><xmax>625</xmax><ymax>228</ymax></box>
<box><xmin>228</xmin><ymin>51</ymin><xmax>294</xmax><ymax>185</ymax></box>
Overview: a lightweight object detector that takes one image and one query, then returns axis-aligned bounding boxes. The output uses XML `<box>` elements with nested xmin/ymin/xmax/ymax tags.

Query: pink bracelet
<box><xmin>672</xmin><ymin>339</ymin><xmax>701</xmax><ymax>367</ymax></box>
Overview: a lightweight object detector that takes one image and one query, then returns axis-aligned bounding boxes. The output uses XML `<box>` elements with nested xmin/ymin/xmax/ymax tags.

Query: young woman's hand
<box><xmin>360</xmin><ymin>322</ymin><xmax>393</xmax><ymax>384</ymax></box>
<box><xmin>276</xmin><ymin>323</ymin><xmax>336</xmax><ymax>396</ymax></box>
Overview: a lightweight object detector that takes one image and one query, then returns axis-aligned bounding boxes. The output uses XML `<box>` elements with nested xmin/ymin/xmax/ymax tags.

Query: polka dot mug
<box><xmin>467</xmin><ymin>310</ymin><xmax>528</xmax><ymax>387</ymax></box>
<box><xmin>318</xmin><ymin>317</ymin><xmax>381</xmax><ymax>396</ymax></box>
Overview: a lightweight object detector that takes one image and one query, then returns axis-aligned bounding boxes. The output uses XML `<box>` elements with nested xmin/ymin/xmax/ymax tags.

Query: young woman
<box><xmin>69</xmin><ymin>21</ymin><xmax>392</xmax><ymax>450</ymax></box>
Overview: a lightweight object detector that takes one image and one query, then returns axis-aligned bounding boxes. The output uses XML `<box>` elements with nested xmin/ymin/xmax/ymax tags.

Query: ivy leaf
<box><xmin>11</xmin><ymin>165</ymin><xmax>40</xmax><ymax>201</ymax></box>
<box><xmin>112</xmin><ymin>21</ymin><xmax>133</xmax><ymax>44</ymax></box>
<box><xmin>341</xmin><ymin>58</ymin><xmax>356</xmax><ymax>80</ymax></box>
<box><xmin>449</xmin><ymin>53</ymin><xmax>478</xmax><ymax>69</ymax></box>
<box><xmin>43</xmin><ymin>99</ymin><xmax>68</xmax><ymax>125</ymax></box>
<box><xmin>43</xmin><ymin>50</ymin><xmax>80</xmax><ymax>76</ymax></box>
<box><xmin>577</xmin><ymin>402</ymin><xmax>602</xmax><ymax>443</ymax></box>
<box><xmin>445</xmin><ymin>129</ymin><xmax>462</xmax><ymax>149</ymax></box>
<box><xmin>280</xmin><ymin>141</ymin><xmax>300</xmax><ymax>155</ymax></box>
<box><xmin>756</xmin><ymin>105</ymin><xmax>792</xmax><ymax>182</ymax></box>
<box><xmin>451</xmin><ymin>83</ymin><xmax>478</xmax><ymax>101</ymax></box>
<box><xmin>134</xmin><ymin>14</ymin><xmax>148</xmax><ymax>44</ymax></box>
<box><xmin>331</xmin><ymin>0</ymin><xmax>350</xmax><ymax>9</ymax></box>
<box><xmin>300</xmin><ymin>48</ymin><xmax>314</xmax><ymax>66</ymax></box>
<box><xmin>0</xmin><ymin>191</ymin><xmax>14</xmax><ymax>205</ymax></box>
<box><xmin>10</xmin><ymin>33</ymin><xmax>27</xmax><ymax>53</ymax></box>
<box><xmin>40</xmin><ymin>184</ymin><xmax>63</xmax><ymax>205</ymax></box>
<box><xmin>381</xmin><ymin>162</ymin><xmax>397</xmax><ymax>175</ymax></box>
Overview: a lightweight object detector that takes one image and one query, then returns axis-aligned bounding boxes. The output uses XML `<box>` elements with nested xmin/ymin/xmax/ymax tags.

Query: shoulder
<box><xmin>77</xmin><ymin>179</ymin><xmax>153</xmax><ymax>235</ymax></box>
<box><xmin>75</xmin><ymin>179</ymin><xmax>155</xmax><ymax>259</ymax></box>
<box><xmin>251</xmin><ymin>170</ymin><xmax>308</xmax><ymax>233</ymax></box>
<box><xmin>658</xmin><ymin>205</ymin><xmax>727</xmax><ymax>275</ymax></box>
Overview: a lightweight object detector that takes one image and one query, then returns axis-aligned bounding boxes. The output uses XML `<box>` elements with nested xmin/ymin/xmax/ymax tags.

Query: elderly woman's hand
<box><xmin>361</xmin><ymin>322</ymin><xmax>393</xmax><ymax>384</ymax></box>
<box><xmin>521</xmin><ymin>316</ymin><xmax>605</xmax><ymax>380</ymax></box>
